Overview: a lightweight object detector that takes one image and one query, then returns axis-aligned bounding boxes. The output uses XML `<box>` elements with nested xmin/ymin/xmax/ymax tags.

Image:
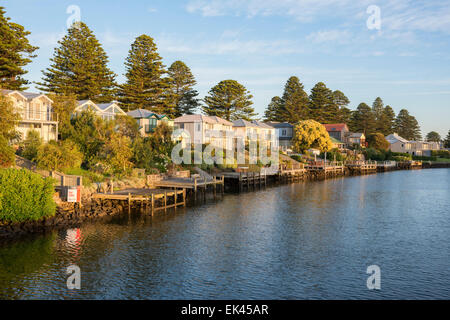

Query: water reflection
<box><xmin>0</xmin><ymin>169</ymin><xmax>449</xmax><ymax>299</ymax></box>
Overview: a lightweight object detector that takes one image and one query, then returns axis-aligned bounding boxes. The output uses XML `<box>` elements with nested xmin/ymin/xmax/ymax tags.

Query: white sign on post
<box><xmin>67</xmin><ymin>188</ymin><xmax>78</xmax><ymax>202</ymax></box>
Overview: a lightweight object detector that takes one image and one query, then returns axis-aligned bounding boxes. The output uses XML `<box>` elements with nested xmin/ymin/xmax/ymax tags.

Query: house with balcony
<box><xmin>1</xmin><ymin>89</ymin><xmax>58</xmax><ymax>142</ymax></box>
<box><xmin>266</xmin><ymin>122</ymin><xmax>293</xmax><ymax>152</ymax></box>
<box><xmin>231</xmin><ymin>119</ymin><xmax>277</xmax><ymax>150</ymax></box>
<box><xmin>346</xmin><ymin>132</ymin><xmax>366</xmax><ymax>148</ymax></box>
<box><xmin>74</xmin><ymin>100</ymin><xmax>126</xmax><ymax>120</ymax></box>
<box><xmin>174</xmin><ymin>114</ymin><xmax>234</xmax><ymax>149</ymax></box>
<box><xmin>127</xmin><ymin>109</ymin><xmax>174</xmax><ymax>137</ymax></box>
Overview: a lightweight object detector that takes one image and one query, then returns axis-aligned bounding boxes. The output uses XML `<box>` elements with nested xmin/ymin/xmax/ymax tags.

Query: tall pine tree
<box><xmin>119</xmin><ymin>34</ymin><xmax>171</xmax><ymax>114</ymax></box>
<box><xmin>308</xmin><ymin>82</ymin><xmax>338</xmax><ymax>123</ymax></box>
<box><xmin>372</xmin><ymin>97</ymin><xmax>385</xmax><ymax>132</ymax></box>
<box><xmin>444</xmin><ymin>130</ymin><xmax>450</xmax><ymax>148</ymax></box>
<box><xmin>280</xmin><ymin>76</ymin><xmax>310</xmax><ymax>123</ymax></box>
<box><xmin>350</xmin><ymin>102</ymin><xmax>377</xmax><ymax>135</ymax></box>
<box><xmin>0</xmin><ymin>6</ymin><xmax>38</xmax><ymax>90</ymax></box>
<box><xmin>203</xmin><ymin>80</ymin><xmax>256</xmax><ymax>121</ymax></box>
<box><xmin>264</xmin><ymin>96</ymin><xmax>283</xmax><ymax>121</ymax></box>
<box><xmin>394</xmin><ymin>109</ymin><xmax>421</xmax><ymax>140</ymax></box>
<box><xmin>380</xmin><ymin>105</ymin><xmax>396</xmax><ymax>135</ymax></box>
<box><xmin>167</xmin><ymin>60</ymin><xmax>200</xmax><ymax>117</ymax></box>
<box><xmin>332</xmin><ymin>90</ymin><xmax>351</xmax><ymax>123</ymax></box>
<box><xmin>37</xmin><ymin>22</ymin><xmax>116</xmax><ymax>102</ymax></box>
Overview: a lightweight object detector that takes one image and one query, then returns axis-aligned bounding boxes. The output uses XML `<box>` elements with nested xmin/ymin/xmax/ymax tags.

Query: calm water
<box><xmin>0</xmin><ymin>169</ymin><xmax>449</xmax><ymax>299</ymax></box>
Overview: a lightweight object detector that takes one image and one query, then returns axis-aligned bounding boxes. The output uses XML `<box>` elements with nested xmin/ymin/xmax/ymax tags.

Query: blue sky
<box><xmin>3</xmin><ymin>0</ymin><xmax>450</xmax><ymax>137</ymax></box>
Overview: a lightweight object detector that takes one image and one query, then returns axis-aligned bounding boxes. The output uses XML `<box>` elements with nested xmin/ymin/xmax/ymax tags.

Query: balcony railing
<box><xmin>21</xmin><ymin>111</ymin><xmax>58</xmax><ymax>122</ymax></box>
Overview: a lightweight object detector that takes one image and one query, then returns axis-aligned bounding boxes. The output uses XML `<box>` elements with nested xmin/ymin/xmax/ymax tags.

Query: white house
<box><xmin>174</xmin><ymin>114</ymin><xmax>234</xmax><ymax>149</ymax></box>
<box><xmin>1</xmin><ymin>89</ymin><xmax>58</xmax><ymax>142</ymax></box>
<box><xmin>127</xmin><ymin>109</ymin><xmax>174</xmax><ymax>137</ymax></box>
<box><xmin>266</xmin><ymin>122</ymin><xmax>293</xmax><ymax>151</ymax></box>
<box><xmin>74</xmin><ymin>100</ymin><xmax>126</xmax><ymax>120</ymax></box>
<box><xmin>386</xmin><ymin>133</ymin><xmax>440</xmax><ymax>156</ymax></box>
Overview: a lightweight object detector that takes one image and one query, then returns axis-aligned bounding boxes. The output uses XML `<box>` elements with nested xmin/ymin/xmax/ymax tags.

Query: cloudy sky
<box><xmin>3</xmin><ymin>0</ymin><xmax>450</xmax><ymax>137</ymax></box>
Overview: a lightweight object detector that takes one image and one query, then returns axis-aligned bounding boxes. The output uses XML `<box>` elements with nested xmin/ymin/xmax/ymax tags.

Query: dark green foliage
<box><xmin>412</xmin><ymin>155</ymin><xmax>437</xmax><ymax>161</ymax></box>
<box><xmin>21</xmin><ymin>130</ymin><xmax>42</xmax><ymax>161</ymax></box>
<box><xmin>0</xmin><ymin>135</ymin><xmax>15</xmax><ymax>168</ymax></box>
<box><xmin>445</xmin><ymin>130</ymin><xmax>450</xmax><ymax>148</ymax></box>
<box><xmin>264</xmin><ymin>96</ymin><xmax>283</xmax><ymax>121</ymax></box>
<box><xmin>167</xmin><ymin>60</ymin><xmax>200</xmax><ymax>116</ymax></box>
<box><xmin>426</xmin><ymin>131</ymin><xmax>441</xmax><ymax>142</ymax></box>
<box><xmin>203</xmin><ymin>80</ymin><xmax>256</xmax><ymax>121</ymax></box>
<box><xmin>363</xmin><ymin>148</ymin><xmax>387</xmax><ymax>161</ymax></box>
<box><xmin>0</xmin><ymin>169</ymin><xmax>56</xmax><ymax>223</ymax></box>
<box><xmin>380</xmin><ymin>105</ymin><xmax>396</xmax><ymax>135</ymax></box>
<box><xmin>394</xmin><ymin>109</ymin><xmax>421</xmax><ymax>140</ymax></box>
<box><xmin>309</xmin><ymin>82</ymin><xmax>338</xmax><ymax>123</ymax></box>
<box><xmin>69</xmin><ymin>111</ymin><xmax>105</xmax><ymax>167</ymax></box>
<box><xmin>37</xmin><ymin>22</ymin><xmax>117</xmax><ymax>102</ymax></box>
<box><xmin>367</xmin><ymin>133</ymin><xmax>390</xmax><ymax>151</ymax></box>
<box><xmin>280</xmin><ymin>76</ymin><xmax>310</xmax><ymax>123</ymax></box>
<box><xmin>119</xmin><ymin>34</ymin><xmax>170</xmax><ymax>114</ymax></box>
<box><xmin>432</xmin><ymin>150</ymin><xmax>450</xmax><ymax>158</ymax></box>
<box><xmin>320</xmin><ymin>148</ymin><xmax>345</xmax><ymax>161</ymax></box>
<box><xmin>132</xmin><ymin>123</ymin><xmax>174</xmax><ymax>173</ymax></box>
<box><xmin>350</xmin><ymin>103</ymin><xmax>376</xmax><ymax>135</ymax></box>
<box><xmin>0</xmin><ymin>6</ymin><xmax>38</xmax><ymax>90</ymax></box>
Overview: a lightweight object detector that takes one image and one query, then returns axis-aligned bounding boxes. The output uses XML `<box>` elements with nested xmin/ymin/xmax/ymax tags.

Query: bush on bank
<box><xmin>0</xmin><ymin>169</ymin><xmax>56</xmax><ymax>223</ymax></box>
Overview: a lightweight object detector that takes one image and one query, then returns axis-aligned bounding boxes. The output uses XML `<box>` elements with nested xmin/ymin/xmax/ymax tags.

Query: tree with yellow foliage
<box><xmin>292</xmin><ymin>120</ymin><xmax>332</xmax><ymax>153</ymax></box>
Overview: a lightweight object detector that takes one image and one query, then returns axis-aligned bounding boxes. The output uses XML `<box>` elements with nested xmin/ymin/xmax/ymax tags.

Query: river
<box><xmin>0</xmin><ymin>169</ymin><xmax>449</xmax><ymax>299</ymax></box>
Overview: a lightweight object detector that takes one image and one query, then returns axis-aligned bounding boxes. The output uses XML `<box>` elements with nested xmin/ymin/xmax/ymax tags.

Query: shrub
<box><xmin>363</xmin><ymin>148</ymin><xmax>386</xmax><ymax>161</ymax></box>
<box><xmin>21</xmin><ymin>130</ymin><xmax>42</xmax><ymax>161</ymax></box>
<box><xmin>36</xmin><ymin>140</ymin><xmax>83</xmax><ymax>172</ymax></box>
<box><xmin>412</xmin><ymin>156</ymin><xmax>437</xmax><ymax>161</ymax></box>
<box><xmin>432</xmin><ymin>150</ymin><xmax>450</xmax><ymax>159</ymax></box>
<box><xmin>367</xmin><ymin>133</ymin><xmax>390</xmax><ymax>151</ymax></box>
<box><xmin>0</xmin><ymin>169</ymin><xmax>56</xmax><ymax>223</ymax></box>
<box><xmin>0</xmin><ymin>135</ymin><xmax>15</xmax><ymax>168</ymax></box>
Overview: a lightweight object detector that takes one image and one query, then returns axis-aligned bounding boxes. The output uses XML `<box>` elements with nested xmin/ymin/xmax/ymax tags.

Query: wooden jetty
<box><xmin>305</xmin><ymin>161</ymin><xmax>345</xmax><ymax>175</ymax></box>
<box><xmin>153</xmin><ymin>176</ymin><xmax>225</xmax><ymax>201</ymax></box>
<box><xmin>92</xmin><ymin>188</ymin><xmax>186</xmax><ymax>213</ymax></box>
<box><xmin>377</xmin><ymin>160</ymin><xmax>398</xmax><ymax>171</ymax></box>
<box><xmin>220</xmin><ymin>171</ymin><xmax>268</xmax><ymax>192</ymax></box>
<box><xmin>346</xmin><ymin>160</ymin><xmax>377</xmax><ymax>173</ymax></box>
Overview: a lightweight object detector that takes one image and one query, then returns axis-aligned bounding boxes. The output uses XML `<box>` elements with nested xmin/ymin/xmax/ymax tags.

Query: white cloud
<box><xmin>306</xmin><ymin>30</ymin><xmax>351</xmax><ymax>44</ymax></box>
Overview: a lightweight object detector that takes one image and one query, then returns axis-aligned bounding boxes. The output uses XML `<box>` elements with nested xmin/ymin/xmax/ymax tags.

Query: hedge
<box><xmin>0</xmin><ymin>169</ymin><xmax>56</xmax><ymax>223</ymax></box>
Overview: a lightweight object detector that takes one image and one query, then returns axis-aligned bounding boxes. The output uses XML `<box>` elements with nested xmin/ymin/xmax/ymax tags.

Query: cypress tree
<box><xmin>167</xmin><ymin>60</ymin><xmax>200</xmax><ymax>117</ymax></box>
<box><xmin>426</xmin><ymin>131</ymin><xmax>441</xmax><ymax>142</ymax></box>
<box><xmin>203</xmin><ymin>80</ymin><xmax>256</xmax><ymax>121</ymax></box>
<box><xmin>0</xmin><ymin>6</ymin><xmax>38</xmax><ymax>90</ymax></box>
<box><xmin>37</xmin><ymin>22</ymin><xmax>116</xmax><ymax>102</ymax></box>
<box><xmin>119</xmin><ymin>34</ymin><xmax>171</xmax><ymax>114</ymax></box>
<box><xmin>279</xmin><ymin>76</ymin><xmax>310</xmax><ymax>123</ymax></box>
<box><xmin>309</xmin><ymin>82</ymin><xmax>338</xmax><ymax>123</ymax></box>
<box><xmin>372</xmin><ymin>97</ymin><xmax>385</xmax><ymax>132</ymax></box>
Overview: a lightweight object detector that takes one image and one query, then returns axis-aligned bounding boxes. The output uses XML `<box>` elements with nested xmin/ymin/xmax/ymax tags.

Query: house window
<box><xmin>282</xmin><ymin>129</ymin><xmax>287</xmax><ymax>136</ymax></box>
<box><xmin>197</xmin><ymin>123</ymin><xmax>201</xmax><ymax>131</ymax></box>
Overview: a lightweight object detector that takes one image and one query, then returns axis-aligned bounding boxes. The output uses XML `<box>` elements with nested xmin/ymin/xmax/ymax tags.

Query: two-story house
<box><xmin>386</xmin><ymin>133</ymin><xmax>440</xmax><ymax>156</ymax></box>
<box><xmin>232</xmin><ymin>119</ymin><xmax>276</xmax><ymax>150</ymax></box>
<box><xmin>74</xmin><ymin>100</ymin><xmax>127</xmax><ymax>120</ymax></box>
<box><xmin>1</xmin><ymin>89</ymin><xmax>58</xmax><ymax>142</ymax></box>
<box><xmin>127</xmin><ymin>109</ymin><xmax>174</xmax><ymax>137</ymax></box>
<box><xmin>174</xmin><ymin>114</ymin><xmax>234</xmax><ymax>149</ymax></box>
<box><xmin>323</xmin><ymin>123</ymin><xmax>349</xmax><ymax>142</ymax></box>
<box><xmin>266</xmin><ymin>122</ymin><xmax>293</xmax><ymax>152</ymax></box>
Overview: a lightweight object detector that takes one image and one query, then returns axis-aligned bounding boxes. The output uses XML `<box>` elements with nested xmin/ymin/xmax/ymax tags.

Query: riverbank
<box><xmin>1</xmin><ymin>165</ymin><xmax>449</xmax><ymax>239</ymax></box>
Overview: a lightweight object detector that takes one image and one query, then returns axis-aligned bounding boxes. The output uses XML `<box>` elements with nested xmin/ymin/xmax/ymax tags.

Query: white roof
<box><xmin>175</xmin><ymin>114</ymin><xmax>233</xmax><ymax>126</ymax></box>
<box><xmin>386</xmin><ymin>133</ymin><xmax>409</xmax><ymax>144</ymax></box>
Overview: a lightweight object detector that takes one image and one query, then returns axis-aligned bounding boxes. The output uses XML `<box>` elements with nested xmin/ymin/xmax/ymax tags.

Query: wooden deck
<box><xmin>92</xmin><ymin>188</ymin><xmax>186</xmax><ymax>213</ymax></box>
<box><xmin>305</xmin><ymin>161</ymin><xmax>345</xmax><ymax>174</ymax></box>
<box><xmin>346</xmin><ymin>161</ymin><xmax>377</xmax><ymax>172</ymax></box>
